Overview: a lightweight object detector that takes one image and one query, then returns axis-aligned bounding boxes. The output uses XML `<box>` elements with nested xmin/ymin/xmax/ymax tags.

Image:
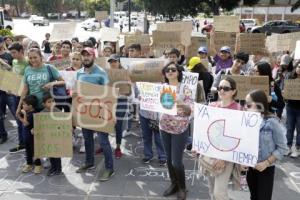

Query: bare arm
<box><xmin>209</xmin><ymin>28</ymin><xmax>217</xmax><ymax>57</ymax></box>
<box><xmin>17</xmin><ymin>84</ymin><xmax>29</xmax><ymax>115</ymax></box>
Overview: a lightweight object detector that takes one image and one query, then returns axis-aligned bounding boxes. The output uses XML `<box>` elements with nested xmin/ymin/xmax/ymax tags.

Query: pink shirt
<box><xmin>209</xmin><ymin>101</ymin><xmax>242</xmax><ymax>111</ymax></box>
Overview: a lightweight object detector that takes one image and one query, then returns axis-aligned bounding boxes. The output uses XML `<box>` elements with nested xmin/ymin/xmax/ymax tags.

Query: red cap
<box><xmin>81</xmin><ymin>47</ymin><xmax>95</xmax><ymax>57</ymax></box>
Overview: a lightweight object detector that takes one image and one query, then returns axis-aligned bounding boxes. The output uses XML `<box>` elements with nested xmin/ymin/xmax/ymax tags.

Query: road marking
<box><xmin>278</xmin><ymin>165</ymin><xmax>300</xmax><ymax>193</ymax></box>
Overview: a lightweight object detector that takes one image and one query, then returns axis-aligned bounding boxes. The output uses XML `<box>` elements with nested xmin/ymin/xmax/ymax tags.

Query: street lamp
<box><xmin>110</xmin><ymin>0</ymin><xmax>115</xmax><ymax>28</ymax></box>
<box><xmin>128</xmin><ymin>0</ymin><xmax>131</xmax><ymax>32</ymax></box>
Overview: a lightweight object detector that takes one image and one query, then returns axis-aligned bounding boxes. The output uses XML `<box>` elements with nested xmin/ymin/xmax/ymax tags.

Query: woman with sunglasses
<box><xmin>204</xmin><ymin>76</ymin><xmax>242</xmax><ymax>200</ymax></box>
<box><xmin>245</xmin><ymin>89</ymin><xmax>288</xmax><ymax>200</ymax></box>
<box><xmin>159</xmin><ymin>62</ymin><xmax>192</xmax><ymax>200</ymax></box>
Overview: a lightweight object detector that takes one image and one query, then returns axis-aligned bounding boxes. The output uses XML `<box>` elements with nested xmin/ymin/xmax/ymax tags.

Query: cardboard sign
<box><xmin>179</xmin><ymin>72</ymin><xmax>199</xmax><ymax>103</ymax></box>
<box><xmin>222</xmin><ymin>75</ymin><xmax>269</xmax><ymax>100</ymax></box>
<box><xmin>266</xmin><ymin>32</ymin><xmax>300</xmax><ymax>53</ymax></box>
<box><xmin>95</xmin><ymin>57</ymin><xmax>110</xmax><ymax>69</ymax></box>
<box><xmin>99</xmin><ymin>27</ymin><xmax>120</xmax><ymax>42</ymax></box>
<box><xmin>237</xmin><ymin>33</ymin><xmax>267</xmax><ymax>55</ymax></box>
<box><xmin>72</xmin><ymin>81</ymin><xmax>118</xmax><ymax>134</ymax></box>
<box><xmin>187</xmin><ymin>36</ymin><xmax>205</xmax><ymax>60</ymax></box>
<box><xmin>95</xmin><ymin>11</ymin><xmax>108</xmax><ymax>21</ymax></box>
<box><xmin>105</xmin><ymin>68</ymin><xmax>132</xmax><ymax>95</ymax></box>
<box><xmin>137</xmin><ymin>82</ymin><xmax>177</xmax><ymax>115</ymax></box>
<box><xmin>294</xmin><ymin>40</ymin><xmax>300</xmax><ymax>60</ymax></box>
<box><xmin>120</xmin><ymin>58</ymin><xmax>167</xmax><ymax>70</ymax></box>
<box><xmin>193</xmin><ymin>103</ymin><xmax>261</xmax><ymax>167</ymax></box>
<box><xmin>208</xmin><ymin>32</ymin><xmax>237</xmax><ymax>54</ymax></box>
<box><xmin>51</xmin><ymin>23</ymin><xmax>77</xmax><ymax>42</ymax></box>
<box><xmin>213</xmin><ymin>16</ymin><xmax>240</xmax><ymax>32</ymax></box>
<box><xmin>128</xmin><ymin>59</ymin><xmax>166</xmax><ymax>82</ymax></box>
<box><xmin>124</xmin><ymin>34</ymin><xmax>151</xmax><ymax>46</ymax></box>
<box><xmin>34</xmin><ymin>112</ymin><xmax>73</xmax><ymax>158</ymax></box>
<box><xmin>0</xmin><ymin>69</ymin><xmax>23</xmax><ymax>96</ymax></box>
<box><xmin>283</xmin><ymin>79</ymin><xmax>300</xmax><ymax>100</ymax></box>
<box><xmin>48</xmin><ymin>59</ymin><xmax>72</xmax><ymax>71</ymax></box>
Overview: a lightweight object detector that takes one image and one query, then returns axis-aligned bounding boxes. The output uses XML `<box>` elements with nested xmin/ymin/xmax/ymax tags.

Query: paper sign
<box><xmin>179</xmin><ymin>72</ymin><xmax>199</xmax><ymax>103</ymax></box>
<box><xmin>137</xmin><ymin>82</ymin><xmax>177</xmax><ymax>115</ymax></box>
<box><xmin>193</xmin><ymin>103</ymin><xmax>261</xmax><ymax>167</ymax></box>
<box><xmin>283</xmin><ymin>79</ymin><xmax>300</xmax><ymax>100</ymax></box>
<box><xmin>51</xmin><ymin>23</ymin><xmax>77</xmax><ymax>42</ymax></box>
<box><xmin>294</xmin><ymin>40</ymin><xmax>300</xmax><ymax>59</ymax></box>
<box><xmin>208</xmin><ymin>32</ymin><xmax>237</xmax><ymax>54</ymax></box>
<box><xmin>222</xmin><ymin>75</ymin><xmax>269</xmax><ymax>100</ymax></box>
<box><xmin>237</xmin><ymin>33</ymin><xmax>267</xmax><ymax>55</ymax></box>
<box><xmin>95</xmin><ymin>11</ymin><xmax>108</xmax><ymax>21</ymax></box>
<box><xmin>129</xmin><ymin>59</ymin><xmax>166</xmax><ymax>82</ymax></box>
<box><xmin>214</xmin><ymin>16</ymin><xmax>240</xmax><ymax>32</ymax></box>
<box><xmin>0</xmin><ymin>69</ymin><xmax>23</xmax><ymax>96</ymax></box>
<box><xmin>105</xmin><ymin>68</ymin><xmax>132</xmax><ymax>95</ymax></box>
<box><xmin>99</xmin><ymin>27</ymin><xmax>120</xmax><ymax>42</ymax></box>
<box><xmin>34</xmin><ymin>112</ymin><xmax>73</xmax><ymax>158</ymax></box>
<box><xmin>48</xmin><ymin>59</ymin><xmax>72</xmax><ymax>71</ymax></box>
<box><xmin>59</xmin><ymin>70</ymin><xmax>77</xmax><ymax>90</ymax></box>
<box><xmin>72</xmin><ymin>81</ymin><xmax>118</xmax><ymax>134</ymax></box>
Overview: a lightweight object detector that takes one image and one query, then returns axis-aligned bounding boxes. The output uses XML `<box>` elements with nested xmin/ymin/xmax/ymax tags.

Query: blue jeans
<box><xmin>115</xmin><ymin>98</ymin><xmax>129</xmax><ymax>145</ymax></box>
<box><xmin>0</xmin><ymin>91</ymin><xmax>23</xmax><ymax>143</ymax></box>
<box><xmin>286</xmin><ymin>104</ymin><xmax>300</xmax><ymax>148</ymax></box>
<box><xmin>161</xmin><ymin>129</ymin><xmax>188</xmax><ymax>170</ymax></box>
<box><xmin>139</xmin><ymin>114</ymin><xmax>166</xmax><ymax>161</ymax></box>
<box><xmin>82</xmin><ymin>128</ymin><xmax>113</xmax><ymax>170</ymax></box>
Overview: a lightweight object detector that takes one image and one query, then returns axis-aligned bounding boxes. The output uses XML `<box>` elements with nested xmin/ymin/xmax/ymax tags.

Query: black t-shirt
<box><xmin>0</xmin><ymin>52</ymin><xmax>13</xmax><ymax>66</ymax></box>
<box><xmin>43</xmin><ymin>40</ymin><xmax>52</xmax><ymax>53</ymax></box>
<box><xmin>24</xmin><ymin>111</ymin><xmax>36</xmax><ymax>131</ymax></box>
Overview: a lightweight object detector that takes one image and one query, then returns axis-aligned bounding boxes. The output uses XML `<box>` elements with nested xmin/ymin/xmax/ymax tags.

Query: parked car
<box><xmin>81</xmin><ymin>18</ymin><xmax>101</xmax><ymax>31</ymax></box>
<box><xmin>201</xmin><ymin>22</ymin><xmax>245</xmax><ymax>34</ymax></box>
<box><xmin>250</xmin><ymin>20</ymin><xmax>300</xmax><ymax>34</ymax></box>
<box><xmin>30</xmin><ymin>15</ymin><xmax>49</xmax><ymax>26</ymax></box>
<box><xmin>240</xmin><ymin>18</ymin><xmax>257</xmax><ymax>32</ymax></box>
<box><xmin>20</xmin><ymin>12</ymin><xmax>30</xmax><ymax>18</ymax></box>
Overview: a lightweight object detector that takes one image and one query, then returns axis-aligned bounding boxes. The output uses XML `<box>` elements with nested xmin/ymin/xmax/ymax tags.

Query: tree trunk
<box><xmin>212</xmin><ymin>0</ymin><xmax>221</xmax><ymax>15</ymax></box>
<box><xmin>269</xmin><ymin>0</ymin><xmax>275</xmax><ymax>5</ymax></box>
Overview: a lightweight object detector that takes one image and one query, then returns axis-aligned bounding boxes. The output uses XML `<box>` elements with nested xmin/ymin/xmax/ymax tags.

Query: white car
<box><xmin>240</xmin><ymin>19</ymin><xmax>257</xmax><ymax>32</ymax></box>
<box><xmin>30</xmin><ymin>15</ymin><xmax>49</xmax><ymax>26</ymax></box>
<box><xmin>81</xmin><ymin>18</ymin><xmax>101</xmax><ymax>31</ymax></box>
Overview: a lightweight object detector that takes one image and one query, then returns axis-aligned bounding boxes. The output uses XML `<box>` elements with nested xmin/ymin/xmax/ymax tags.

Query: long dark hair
<box><xmin>248</xmin><ymin>89</ymin><xmax>271</xmax><ymax>117</ymax></box>
<box><xmin>290</xmin><ymin>64</ymin><xmax>300</xmax><ymax>79</ymax></box>
<box><xmin>255</xmin><ymin>61</ymin><xmax>273</xmax><ymax>84</ymax></box>
<box><xmin>162</xmin><ymin>62</ymin><xmax>183</xmax><ymax>84</ymax></box>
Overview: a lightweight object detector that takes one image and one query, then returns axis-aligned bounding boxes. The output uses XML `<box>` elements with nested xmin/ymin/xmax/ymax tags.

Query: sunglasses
<box><xmin>165</xmin><ymin>67</ymin><xmax>177</xmax><ymax>73</ymax></box>
<box><xmin>217</xmin><ymin>86</ymin><xmax>232</xmax><ymax>92</ymax></box>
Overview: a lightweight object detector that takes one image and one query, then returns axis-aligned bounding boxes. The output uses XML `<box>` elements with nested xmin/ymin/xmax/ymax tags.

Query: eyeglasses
<box><xmin>217</xmin><ymin>86</ymin><xmax>232</xmax><ymax>92</ymax></box>
<box><xmin>165</xmin><ymin>67</ymin><xmax>177</xmax><ymax>73</ymax></box>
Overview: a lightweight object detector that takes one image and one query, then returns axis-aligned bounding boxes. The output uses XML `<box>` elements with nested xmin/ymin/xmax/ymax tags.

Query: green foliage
<box><xmin>84</xmin><ymin>0</ymin><xmax>110</xmax><ymax>17</ymax></box>
<box><xmin>0</xmin><ymin>29</ymin><xmax>13</xmax><ymax>37</ymax></box>
<box><xmin>27</xmin><ymin>0</ymin><xmax>62</xmax><ymax>16</ymax></box>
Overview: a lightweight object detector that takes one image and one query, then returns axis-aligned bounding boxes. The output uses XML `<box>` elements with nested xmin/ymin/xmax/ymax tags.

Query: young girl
<box><xmin>245</xmin><ymin>89</ymin><xmax>288</xmax><ymax>200</ymax></box>
<box><xmin>17</xmin><ymin>95</ymin><xmax>41</xmax><ymax>174</ymax></box>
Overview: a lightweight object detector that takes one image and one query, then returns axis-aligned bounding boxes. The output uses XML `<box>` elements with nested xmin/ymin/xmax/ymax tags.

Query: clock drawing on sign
<box><xmin>207</xmin><ymin>119</ymin><xmax>240</xmax><ymax>152</ymax></box>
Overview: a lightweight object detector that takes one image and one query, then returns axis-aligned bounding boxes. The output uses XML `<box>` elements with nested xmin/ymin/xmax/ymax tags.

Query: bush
<box><xmin>0</xmin><ymin>29</ymin><xmax>13</xmax><ymax>37</ymax></box>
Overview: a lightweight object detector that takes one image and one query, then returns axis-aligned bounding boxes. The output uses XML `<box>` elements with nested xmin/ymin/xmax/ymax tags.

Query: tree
<box><xmin>27</xmin><ymin>0</ymin><xmax>62</xmax><ymax>17</ymax></box>
<box><xmin>291</xmin><ymin>0</ymin><xmax>300</xmax><ymax>12</ymax></box>
<box><xmin>84</xmin><ymin>0</ymin><xmax>110</xmax><ymax>17</ymax></box>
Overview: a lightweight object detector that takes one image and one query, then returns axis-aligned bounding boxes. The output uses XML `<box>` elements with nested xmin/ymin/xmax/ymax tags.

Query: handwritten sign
<box><xmin>0</xmin><ymin>69</ymin><xmax>23</xmax><ymax>96</ymax></box>
<box><xmin>95</xmin><ymin>11</ymin><xmax>108</xmax><ymax>21</ymax></box>
<box><xmin>208</xmin><ymin>32</ymin><xmax>237</xmax><ymax>54</ymax></box>
<box><xmin>283</xmin><ymin>79</ymin><xmax>300</xmax><ymax>100</ymax></box>
<box><xmin>72</xmin><ymin>81</ymin><xmax>118</xmax><ymax>134</ymax></box>
<box><xmin>99</xmin><ymin>27</ymin><xmax>120</xmax><ymax>42</ymax></box>
<box><xmin>179</xmin><ymin>72</ymin><xmax>199</xmax><ymax>103</ymax></box>
<box><xmin>237</xmin><ymin>33</ymin><xmax>267</xmax><ymax>55</ymax></box>
<box><xmin>34</xmin><ymin>112</ymin><xmax>73</xmax><ymax>158</ymax></box>
<box><xmin>222</xmin><ymin>75</ymin><xmax>269</xmax><ymax>100</ymax></box>
<box><xmin>137</xmin><ymin>82</ymin><xmax>177</xmax><ymax>115</ymax></box>
<box><xmin>105</xmin><ymin>68</ymin><xmax>132</xmax><ymax>95</ymax></box>
<box><xmin>51</xmin><ymin>23</ymin><xmax>76</xmax><ymax>42</ymax></box>
<box><xmin>214</xmin><ymin>16</ymin><xmax>240</xmax><ymax>32</ymax></box>
<box><xmin>193</xmin><ymin>103</ymin><xmax>261</xmax><ymax>167</ymax></box>
<box><xmin>48</xmin><ymin>59</ymin><xmax>71</xmax><ymax>71</ymax></box>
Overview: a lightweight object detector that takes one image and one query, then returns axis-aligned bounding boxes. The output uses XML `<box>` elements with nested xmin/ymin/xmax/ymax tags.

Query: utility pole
<box><xmin>128</xmin><ymin>0</ymin><xmax>131</xmax><ymax>32</ymax></box>
<box><xmin>110</xmin><ymin>0</ymin><xmax>115</xmax><ymax>28</ymax></box>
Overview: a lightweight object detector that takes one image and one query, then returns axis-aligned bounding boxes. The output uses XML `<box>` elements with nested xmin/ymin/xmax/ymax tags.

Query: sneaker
<box><xmin>95</xmin><ymin>147</ymin><xmax>103</xmax><ymax>155</ymax></box>
<box><xmin>142</xmin><ymin>157</ymin><xmax>153</xmax><ymax>164</ymax></box>
<box><xmin>79</xmin><ymin>144</ymin><xmax>85</xmax><ymax>153</ymax></box>
<box><xmin>22</xmin><ymin>164</ymin><xmax>33</xmax><ymax>173</ymax></box>
<box><xmin>9</xmin><ymin>145</ymin><xmax>26</xmax><ymax>153</ymax></box>
<box><xmin>76</xmin><ymin>164</ymin><xmax>95</xmax><ymax>173</ymax></box>
<box><xmin>122</xmin><ymin>130</ymin><xmax>131</xmax><ymax>137</ymax></box>
<box><xmin>186</xmin><ymin>143</ymin><xmax>192</xmax><ymax>151</ymax></box>
<box><xmin>34</xmin><ymin>165</ymin><xmax>42</xmax><ymax>174</ymax></box>
<box><xmin>115</xmin><ymin>148</ymin><xmax>122</xmax><ymax>159</ymax></box>
<box><xmin>47</xmin><ymin>168</ymin><xmax>56</xmax><ymax>176</ymax></box>
<box><xmin>284</xmin><ymin>147</ymin><xmax>292</xmax><ymax>156</ymax></box>
<box><xmin>159</xmin><ymin>160</ymin><xmax>167</xmax><ymax>166</ymax></box>
<box><xmin>99</xmin><ymin>169</ymin><xmax>115</xmax><ymax>182</ymax></box>
<box><xmin>48</xmin><ymin>169</ymin><xmax>62</xmax><ymax>177</ymax></box>
<box><xmin>290</xmin><ymin>147</ymin><xmax>300</xmax><ymax>158</ymax></box>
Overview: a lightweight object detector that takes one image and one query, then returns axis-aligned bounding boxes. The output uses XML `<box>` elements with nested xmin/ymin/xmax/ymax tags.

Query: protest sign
<box><xmin>34</xmin><ymin>112</ymin><xmax>73</xmax><ymax>158</ymax></box>
<box><xmin>294</xmin><ymin>40</ymin><xmax>300</xmax><ymax>60</ymax></box>
<box><xmin>105</xmin><ymin>68</ymin><xmax>132</xmax><ymax>95</ymax></box>
<box><xmin>187</xmin><ymin>36</ymin><xmax>205</xmax><ymax>59</ymax></box>
<box><xmin>0</xmin><ymin>69</ymin><xmax>23</xmax><ymax>96</ymax></box>
<box><xmin>193</xmin><ymin>103</ymin><xmax>261</xmax><ymax>167</ymax></box>
<box><xmin>99</xmin><ymin>27</ymin><xmax>120</xmax><ymax>42</ymax></box>
<box><xmin>72</xmin><ymin>81</ymin><xmax>118</xmax><ymax>134</ymax></box>
<box><xmin>48</xmin><ymin>59</ymin><xmax>72</xmax><ymax>71</ymax></box>
<box><xmin>95</xmin><ymin>11</ymin><xmax>108</xmax><ymax>21</ymax></box>
<box><xmin>124</xmin><ymin>34</ymin><xmax>151</xmax><ymax>57</ymax></box>
<box><xmin>128</xmin><ymin>59</ymin><xmax>166</xmax><ymax>82</ymax></box>
<box><xmin>208</xmin><ymin>32</ymin><xmax>237</xmax><ymax>54</ymax></box>
<box><xmin>237</xmin><ymin>33</ymin><xmax>267</xmax><ymax>55</ymax></box>
<box><xmin>266</xmin><ymin>32</ymin><xmax>300</xmax><ymax>53</ymax></box>
<box><xmin>222</xmin><ymin>75</ymin><xmax>269</xmax><ymax>100</ymax></box>
<box><xmin>95</xmin><ymin>57</ymin><xmax>110</xmax><ymax>69</ymax></box>
<box><xmin>179</xmin><ymin>72</ymin><xmax>199</xmax><ymax>103</ymax></box>
<box><xmin>120</xmin><ymin>58</ymin><xmax>167</xmax><ymax>70</ymax></box>
<box><xmin>283</xmin><ymin>79</ymin><xmax>300</xmax><ymax>100</ymax></box>
<box><xmin>59</xmin><ymin>70</ymin><xmax>77</xmax><ymax>90</ymax></box>
<box><xmin>213</xmin><ymin>16</ymin><xmax>240</xmax><ymax>32</ymax></box>
<box><xmin>51</xmin><ymin>23</ymin><xmax>77</xmax><ymax>42</ymax></box>
<box><xmin>137</xmin><ymin>82</ymin><xmax>177</xmax><ymax>115</ymax></box>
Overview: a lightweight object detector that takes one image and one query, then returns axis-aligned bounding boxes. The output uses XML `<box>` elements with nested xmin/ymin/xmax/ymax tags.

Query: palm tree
<box><xmin>291</xmin><ymin>0</ymin><xmax>300</xmax><ymax>12</ymax></box>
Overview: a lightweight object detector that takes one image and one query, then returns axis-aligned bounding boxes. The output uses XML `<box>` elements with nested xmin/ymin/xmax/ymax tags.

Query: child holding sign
<box><xmin>17</xmin><ymin>95</ymin><xmax>42</xmax><ymax>174</ymax></box>
<box><xmin>41</xmin><ymin>93</ymin><xmax>62</xmax><ymax>176</ymax></box>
